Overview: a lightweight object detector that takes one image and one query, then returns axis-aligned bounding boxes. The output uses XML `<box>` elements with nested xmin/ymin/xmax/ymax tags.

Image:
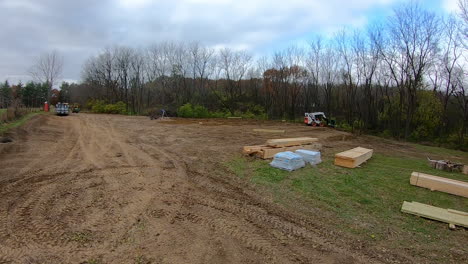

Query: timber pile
<box><xmin>427</xmin><ymin>158</ymin><xmax>463</xmax><ymax>172</ymax></box>
<box><xmin>334</xmin><ymin>147</ymin><xmax>373</xmax><ymax>168</ymax></box>
<box><xmin>243</xmin><ymin>137</ymin><xmax>321</xmax><ymax>159</ymax></box>
<box><xmin>410</xmin><ymin>172</ymin><xmax>468</xmax><ymax>198</ymax></box>
<box><xmin>401</xmin><ymin>201</ymin><xmax>468</xmax><ymax>228</ymax></box>
<box><xmin>253</xmin><ymin>129</ymin><xmax>285</xmax><ymax>133</ymax></box>
<box><xmin>266</xmin><ymin>137</ymin><xmax>318</xmax><ymax>147</ymax></box>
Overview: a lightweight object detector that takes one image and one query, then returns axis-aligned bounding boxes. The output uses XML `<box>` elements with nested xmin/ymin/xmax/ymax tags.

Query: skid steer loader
<box><xmin>304</xmin><ymin>112</ymin><xmax>335</xmax><ymax>127</ymax></box>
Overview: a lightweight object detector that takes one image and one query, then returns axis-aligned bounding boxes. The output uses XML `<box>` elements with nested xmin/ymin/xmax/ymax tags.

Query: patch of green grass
<box><xmin>68</xmin><ymin>231</ymin><xmax>92</xmax><ymax>244</ymax></box>
<box><xmin>226</xmin><ymin>157</ymin><xmax>248</xmax><ymax>178</ymax></box>
<box><xmin>0</xmin><ymin>112</ymin><xmax>42</xmax><ymax>134</ymax></box>
<box><xmin>135</xmin><ymin>255</ymin><xmax>152</xmax><ymax>264</ymax></box>
<box><xmin>80</xmin><ymin>259</ymin><xmax>102</xmax><ymax>264</ymax></box>
<box><xmin>412</xmin><ymin>143</ymin><xmax>468</xmax><ymax>163</ymax></box>
<box><xmin>226</xmin><ymin>152</ymin><xmax>468</xmax><ymax>255</ymax></box>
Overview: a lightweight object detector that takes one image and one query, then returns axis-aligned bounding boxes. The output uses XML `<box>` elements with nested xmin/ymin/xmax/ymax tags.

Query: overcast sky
<box><xmin>0</xmin><ymin>0</ymin><xmax>461</xmax><ymax>85</ymax></box>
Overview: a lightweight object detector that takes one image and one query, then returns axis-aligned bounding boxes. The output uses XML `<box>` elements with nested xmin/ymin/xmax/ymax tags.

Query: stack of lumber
<box><xmin>253</xmin><ymin>129</ymin><xmax>285</xmax><ymax>133</ymax></box>
<box><xmin>410</xmin><ymin>172</ymin><xmax>468</xmax><ymax>198</ymax></box>
<box><xmin>427</xmin><ymin>158</ymin><xmax>463</xmax><ymax>172</ymax></box>
<box><xmin>401</xmin><ymin>201</ymin><xmax>468</xmax><ymax>228</ymax></box>
<box><xmin>334</xmin><ymin>147</ymin><xmax>373</xmax><ymax>168</ymax></box>
<box><xmin>243</xmin><ymin>137</ymin><xmax>321</xmax><ymax>159</ymax></box>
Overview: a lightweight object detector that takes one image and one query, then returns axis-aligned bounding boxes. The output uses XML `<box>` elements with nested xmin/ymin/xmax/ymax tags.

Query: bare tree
<box><xmin>375</xmin><ymin>2</ymin><xmax>441</xmax><ymax>139</ymax></box>
<box><xmin>29</xmin><ymin>50</ymin><xmax>63</xmax><ymax>101</ymax></box>
<box><xmin>219</xmin><ymin>48</ymin><xmax>252</xmax><ymax>114</ymax></box>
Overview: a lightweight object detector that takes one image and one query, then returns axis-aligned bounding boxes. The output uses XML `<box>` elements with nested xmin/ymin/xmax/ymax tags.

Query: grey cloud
<box><xmin>0</xmin><ymin>0</ymin><xmax>400</xmax><ymax>84</ymax></box>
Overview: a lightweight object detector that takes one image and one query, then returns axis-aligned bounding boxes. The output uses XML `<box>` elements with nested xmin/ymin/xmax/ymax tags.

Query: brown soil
<box><xmin>0</xmin><ymin>114</ymin><xmax>459</xmax><ymax>263</ymax></box>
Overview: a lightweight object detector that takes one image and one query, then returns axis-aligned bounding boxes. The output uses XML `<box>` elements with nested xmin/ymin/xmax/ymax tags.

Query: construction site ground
<box><xmin>0</xmin><ymin>113</ymin><xmax>467</xmax><ymax>264</ymax></box>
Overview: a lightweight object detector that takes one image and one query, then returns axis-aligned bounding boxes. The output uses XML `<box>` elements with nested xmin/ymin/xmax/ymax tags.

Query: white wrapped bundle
<box><xmin>270</xmin><ymin>151</ymin><xmax>305</xmax><ymax>171</ymax></box>
<box><xmin>295</xmin><ymin>149</ymin><xmax>322</xmax><ymax>166</ymax></box>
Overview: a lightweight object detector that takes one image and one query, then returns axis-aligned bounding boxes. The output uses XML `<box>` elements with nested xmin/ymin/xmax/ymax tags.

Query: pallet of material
<box><xmin>260</xmin><ymin>143</ymin><xmax>322</xmax><ymax>159</ymax></box>
<box><xmin>243</xmin><ymin>145</ymin><xmax>268</xmax><ymax>155</ymax></box>
<box><xmin>334</xmin><ymin>147</ymin><xmax>373</xmax><ymax>168</ymax></box>
<box><xmin>427</xmin><ymin>158</ymin><xmax>463</xmax><ymax>172</ymax></box>
<box><xmin>401</xmin><ymin>201</ymin><xmax>468</xmax><ymax>228</ymax></box>
<box><xmin>243</xmin><ymin>143</ymin><xmax>322</xmax><ymax>159</ymax></box>
<box><xmin>463</xmin><ymin>165</ymin><xmax>468</xmax><ymax>175</ymax></box>
<box><xmin>253</xmin><ymin>129</ymin><xmax>285</xmax><ymax>133</ymax></box>
<box><xmin>266</xmin><ymin>137</ymin><xmax>319</xmax><ymax>147</ymax></box>
<box><xmin>410</xmin><ymin>172</ymin><xmax>468</xmax><ymax>198</ymax></box>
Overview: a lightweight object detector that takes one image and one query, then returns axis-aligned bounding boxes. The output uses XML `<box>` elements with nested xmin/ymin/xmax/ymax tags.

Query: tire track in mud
<box><xmin>137</xmin><ymin>133</ymin><xmax>382</xmax><ymax>263</ymax></box>
<box><xmin>0</xmin><ymin>114</ymin><xmax>383</xmax><ymax>263</ymax></box>
<box><xmin>133</xmin><ymin>137</ymin><xmax>351</xmax><ymax>263</ymax></box>
<box><xmin>0</xmin><ymin>115</ymin><xmax>193</xmax><ymax>263</ymax></box>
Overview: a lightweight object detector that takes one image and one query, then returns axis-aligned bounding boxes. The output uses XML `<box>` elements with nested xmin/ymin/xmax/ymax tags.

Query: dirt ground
<box><xmin>0</xmin><ymin>114</ymin><xmax>463</xmax><ymax>263</ymax></box>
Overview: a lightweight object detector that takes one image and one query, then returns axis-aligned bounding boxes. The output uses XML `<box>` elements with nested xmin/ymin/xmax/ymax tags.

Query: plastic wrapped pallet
<box><xmin>270</xmin><ymin>151</ymin><xmax>305</xmax><ymax>171</ymax></box>
<box><xmin>295</xmin><ymin>149</ymin><xmax>322</xmax><ymax>166</ymax></box>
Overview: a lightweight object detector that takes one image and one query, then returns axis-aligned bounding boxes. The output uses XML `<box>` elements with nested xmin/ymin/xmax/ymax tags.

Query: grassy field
<box><xmin>227</xmin><ymin>147</ymin><xmax>468</xmax><ymax>262</ymax></box>
<box><xmin>0</xmin><ymin>112</ymin><xmax>42</xmax><ymax>134</ymax></box>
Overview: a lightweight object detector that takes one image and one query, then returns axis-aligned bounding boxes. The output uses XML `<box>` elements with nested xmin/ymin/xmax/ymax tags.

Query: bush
<box><xmin>177</xmin><ymin>103</ymin><xmax>267</xmax><ymax>119</ymax></box>
<box><xmin>210</xmin><ymin>111</ymin><xmax>229</xmax><ymax>118</ymax></box>
<box><xmin>193</xmin><ymin>105</ymin><xmax>209</xmax><ymax>118</ymax></box>
<box><xmin>177</xmin><ymin>103</ymin><xmax>194</xmax><ymax>117</ymax></box>
<box><xmin>86</xmin><ymin>99</ymin><xmax>127</xmax><ymax>115</ymax></box>
<box><xmin>104</xmin><ymin>101</ymin><xmax>126</xmax><ymax>114</ymax></box>
<box><xmin>177</xmin><ymin>103</ymin><xmax>210</xmax><ymax>118</ymax></box>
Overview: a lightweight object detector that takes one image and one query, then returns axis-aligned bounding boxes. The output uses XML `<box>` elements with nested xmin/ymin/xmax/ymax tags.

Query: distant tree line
<box><xmin>2</xmin><ymin>1</ymin><xmax>467</xmax><ymax>149</ymax></box>
<box><xmin>0</xmin><ymin>81</ymin><xmax>47</xmax><ymax>108</ymax></box>
<box><xmin>0</xmin><ymin>80</ymin><xmax>72</xmax><ymax>109</ymax></box>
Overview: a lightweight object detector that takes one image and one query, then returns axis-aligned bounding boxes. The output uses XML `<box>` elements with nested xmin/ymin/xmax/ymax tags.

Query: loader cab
<box><xmin>304</xmin><ymin>112</ymin><xmax>327</xmax><ymax>127</ymax></box>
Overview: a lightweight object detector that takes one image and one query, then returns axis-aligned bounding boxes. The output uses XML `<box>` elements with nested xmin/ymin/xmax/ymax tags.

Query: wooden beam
<box><xmin>410</xmin><ymin>172</ymin><xmax>468</xmax><ymax>198</ymax></box>
<box><xmin>242</xmin><ymin>145</ymin><xmax>269</xmax><ymax>155</ymax></box>
<box><xmin>401</xmin><ymin>201</ymin><xmax>468</xmax><ymax>228</ymax></box>
<box><xmin>253</xmin><ymin>129</ymin><xmax>285</xmax><ymax>133</ymax></box>
<box><xmin>334</xmin><ymin>147</ymin><xmax>373</xmax><ymax>168</ymax></box>
<box><xmin>266</xmin><ymin>137</ymin><xmax>319</xmax><ymax>147</ymax></box>
<box><xmin>260</xmin><ymin>143</ymin><xmax>322</xmax><ymax>159</ymax></box>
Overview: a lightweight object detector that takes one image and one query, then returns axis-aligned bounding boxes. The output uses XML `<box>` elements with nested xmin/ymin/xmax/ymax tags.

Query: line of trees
<box><xmin>0</xmin><ymin>81</ymin><xmax>48</xmax><ymax>108</ymax></box>
<box><xmin>0</xmin><ymin>80</ymin><xmax>73</xmax><ymax>109</ymax></box>
<box><xmin>1</xmin><ymin>1</ymin><xmax>467</xmax><ymax>149</ymax></box>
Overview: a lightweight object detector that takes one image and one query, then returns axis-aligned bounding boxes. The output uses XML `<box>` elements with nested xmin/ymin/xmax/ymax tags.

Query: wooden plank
<box><xmin>463</xmin><ymin>165</ymin><xmax>468</xmax><ymax>175</ymax></box>
<box><xmin>334</xmin><ymin>147</ymin><xmax>373</xmax><ymax>168</ymax></box>
<box><xmin>334</xmin><ymin>158</ymin><xmax>356</xmax><ymax>168</ymax></box>
<box><xmin>401</xmin><ymin>201</ymin><xmax>468</xmax><ymax>228</ymax></box>
<box><xmin>410</xmin><ymin>172</ymin><xmax>468</xmax><ymax>198</ymax></box>
<box><xmin>260</xmin><ymin>143</ymin><xmax>322</xmax><ymax>159</ymax></box>
<box><xmin>266</xmin><ymin>137</ymin><xmax>319</xmax><ymax>147</ymax></box>
<box><xmin>253</xmin><ymin>129</ymin><xmax>285</xmax><ymax>133</ymax></box>
<box><xmin>242</xmin><ymin>145</ymin><xmax>269</xmax><ymax>155</ymax></box>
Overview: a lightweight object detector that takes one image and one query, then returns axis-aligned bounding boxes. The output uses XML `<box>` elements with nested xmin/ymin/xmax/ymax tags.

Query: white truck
<box><xmin>55</xmin><ymin>103</ymin><xmax>69</xmax><ymax>116</ymax></box>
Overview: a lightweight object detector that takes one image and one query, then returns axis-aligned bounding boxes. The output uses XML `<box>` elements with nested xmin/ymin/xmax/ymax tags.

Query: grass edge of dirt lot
<box><xmin>226</xmin><ymin>148</ymin><xmax>468</xmax><ymax>263</ymax></box>
<box><xmin>0</xmin><ymin>112</ymin><xmax>44</xmax><ymax>135</ymax></box>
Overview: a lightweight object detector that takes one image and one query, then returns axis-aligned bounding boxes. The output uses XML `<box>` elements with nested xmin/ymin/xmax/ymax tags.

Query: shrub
<box><xmin>104</xmin><ymin>101</ymin><xmax>126</xmax><ymax>114</ymax></box>
<box><xmin>177</xmin><ymin>103</ymin><xmax>210</xmax><ymax>118</ymax></box>
<box><xmin>193</xmin><ymin>105</ymin><xmax>209</xmax><ymax>118</ymax></box>
<box><xmin>210</xmin><ymin>111</ymin><xmax>229</xmax><ymax>118</ymax></box>
<box><xmin>86</xmin><ymin>99</ymin><xmax>127</xmax><ymax>115</ymax></box>
<box><xmin>177</xmin><ymin>103</ymin><xmax>194</xmax><ymax>117</ymax></box>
